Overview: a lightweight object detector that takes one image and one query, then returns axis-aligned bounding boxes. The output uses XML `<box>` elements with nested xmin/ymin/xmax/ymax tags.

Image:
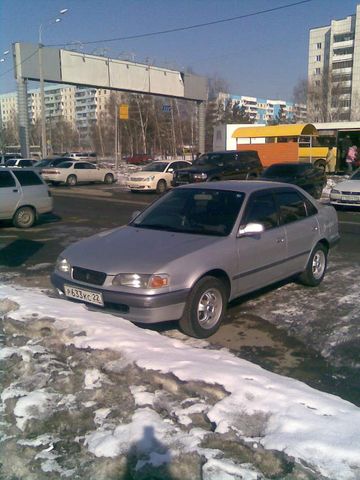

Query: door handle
<box><xmin>12</xmin><ymin>189</ymin><xmax>18</xmax><ymax>193</ymax></box>
<box><xmin>276</xmin><ymin>237</ymin><xmax>285</xmax><ymax>243</ymax></box>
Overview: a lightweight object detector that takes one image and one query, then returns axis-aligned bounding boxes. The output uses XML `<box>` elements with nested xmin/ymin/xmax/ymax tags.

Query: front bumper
<box><xmin>51</xmin><ymin>272</ymin><xmax>189</xmax><ymax>324</ymax></box>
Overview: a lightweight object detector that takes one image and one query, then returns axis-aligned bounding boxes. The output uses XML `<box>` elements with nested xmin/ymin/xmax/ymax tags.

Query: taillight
<box><xmin>43</xmin><ymin>170</ymin><xmax>60</xmax><ymax>174</ymax></box>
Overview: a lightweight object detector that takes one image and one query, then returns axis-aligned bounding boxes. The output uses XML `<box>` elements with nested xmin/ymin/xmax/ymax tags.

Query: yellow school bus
<box><xmin>232</xmin><ymin>124</ymin><xmax>334</xmax><ymax>170</ymax></box>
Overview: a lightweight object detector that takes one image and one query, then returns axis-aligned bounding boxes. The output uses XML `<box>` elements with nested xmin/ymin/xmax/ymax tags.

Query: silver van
<box><xmin>0</xmin><ymin>168</ymin><xmax>53</xmax><ymax>228</ymax></box>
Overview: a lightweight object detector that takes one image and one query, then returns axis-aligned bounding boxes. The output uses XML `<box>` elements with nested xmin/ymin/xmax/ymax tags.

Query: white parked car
<box><xmin>0</xmin><ymin>168</ymin><xmax>53</xmax><ymax>228</ymax></box>
<box><xmin>330</xmin><ymin>169</ymin><xmax>360</xmax><ymax>207</ymax></box>
<box><xmin>41</xmin><ymin>160</ymin><xmax>115</xmax><ymax>186</ymax></box>
<box><xmin>127</xmin><ymin>159</ymin><xmax>191</xmax><ymax>193</ymax></box>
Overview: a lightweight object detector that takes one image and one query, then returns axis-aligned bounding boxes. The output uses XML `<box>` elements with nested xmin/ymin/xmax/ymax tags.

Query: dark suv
<box><xmin>172</xmin><ymin>150</ymin><xmax>262</xmax><ymax>186</ymax></box>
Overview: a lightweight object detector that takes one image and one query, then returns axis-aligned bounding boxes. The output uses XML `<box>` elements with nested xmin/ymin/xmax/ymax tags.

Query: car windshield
<box><xmin>34</xmin><ymin>160</ymin><xmax>51</xmax><ymax>167</ymax></box>
<box><xmin>193</xmin><ymin>154</ymin><xmax>224</xmax><ymax>166</ymax></box>
<box><xmin>351</xmin><ymin>169</ymin><xmax>360</xmax><ymax>180</ymax></box>
<box><xmin>131</xmin><ymin>187</ymin><xmax>245</xmax><ymax>236</ymax></box>
<box><xmin>263</xmin><ymin>165</ymin><xmax>301</xmax><ymax>177</ymax></box>
<box><xmin>141</xmin><ymin>162</ymin><xmax>168</xmax><ymax>172</ymax></box>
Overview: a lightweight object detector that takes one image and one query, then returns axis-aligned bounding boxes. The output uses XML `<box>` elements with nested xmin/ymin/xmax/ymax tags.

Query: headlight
<box><xmin>330</xmin><ymin>189</ymin><xmax>341</xmax><ymax>196</ymax></box>
<box><xmin>112</xmin><ymin>273</ymin><xmax>169</xmax><ymax>289</ymax></box>
<box><xmin>193</xmin><ymin>172</ymin><xmax>208</xmax><ymax>180</ymax></box>
<box><xmin>144</xmin><ymin>175</ymin><xmax>155</xmax><ymax>181</ymax></box>
<box><xmin>56</xmin><ymin>257</ymin><xmax>71</xmax><ymax>273</ymax></box>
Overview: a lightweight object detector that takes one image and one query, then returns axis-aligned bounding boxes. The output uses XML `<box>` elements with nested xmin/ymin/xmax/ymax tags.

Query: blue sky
<box><xmin>1</xmin><ymin>0</ymin><xmax>360</xmax><ymax>100</ymax></box>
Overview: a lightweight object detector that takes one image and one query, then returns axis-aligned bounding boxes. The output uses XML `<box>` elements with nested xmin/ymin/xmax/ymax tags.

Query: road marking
<box><xmin>51</xmin><ymin>191</ymin><xmax>149</xmax><ymax>206</ymax></box>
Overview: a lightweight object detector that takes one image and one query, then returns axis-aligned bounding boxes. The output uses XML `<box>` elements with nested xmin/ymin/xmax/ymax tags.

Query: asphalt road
<box><xmin>1</xmin><ymin>183</ymin><xmax>360</xmax><ymax>404</ymax></box>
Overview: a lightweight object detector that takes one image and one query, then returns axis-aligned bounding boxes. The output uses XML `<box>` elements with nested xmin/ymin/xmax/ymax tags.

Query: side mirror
<box><xmin>168</xmin><ymin>168</ymin><xmax>174</xmax><ymax>173</ymax></box>
<box><xmin>238</xmin><ymin>222</ymin><xmax>264</xmax><ymax>237</ymax></box>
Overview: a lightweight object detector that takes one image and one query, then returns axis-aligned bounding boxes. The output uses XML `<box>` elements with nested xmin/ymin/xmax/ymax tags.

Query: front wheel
<box><xmin>104</xmin><ymin>173</ymin><xmax>114</xmax><ymax>184</ymax></box>
<box><xmin>66</xmin><ymin>175</ymin><xmax>77</xmax><ymax>186</ymax></box>
<box><xmin>298</xmin><ymin>243</ymin><xmax>328</xmax><ymax>286</ymax></box>
<box><xmin>179</xmin><ymin>276</ymin><xmax>227</xmax><ymax>338</ymax></box>
<box><xmin>156</xmin><ymin>179</ymin><xmax>167</xmax><ymax>194</ymax></box>
<box><xmin>13</xmin><ymin>206</ymin><xmax>36</xmax><ymax>228</ymax></box>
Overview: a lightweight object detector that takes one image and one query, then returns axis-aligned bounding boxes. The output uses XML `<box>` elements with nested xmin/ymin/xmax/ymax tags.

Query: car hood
<box><xmin>177</xmin><ymin>165</ymin><xmax>218</xmax><ymax>174</ymax></box>
<box><xmin>334</xmin><ymin>179</ymin><xmax>360</xmax><ymax>192</ymax></box>
<box><xmin>62</xmin><ymin>226</ymin><xmax>221</xmax><ymax>274</ymax></box>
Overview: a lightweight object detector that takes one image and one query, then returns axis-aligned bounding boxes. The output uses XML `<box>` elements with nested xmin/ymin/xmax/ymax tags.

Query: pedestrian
<box><xmin>325</xmin><ymin>146</ymin><xmax>336</xmax><ymax>174</ymax></box>
<box><xmin>341</xmin><ymin>135</ymin><xmax>352</xmax><ymax>165</ymax></box>
<box><xmin>345</xmin><ymin>145</ymin><xmax>357</xmax><ymax>174</ymax></box>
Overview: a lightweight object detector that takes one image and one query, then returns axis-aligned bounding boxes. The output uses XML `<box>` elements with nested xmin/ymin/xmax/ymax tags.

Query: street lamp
<box><xmin>39</xmin><ymin>8</ymin><xmax>68</xmax><ymax>158</ymax></box>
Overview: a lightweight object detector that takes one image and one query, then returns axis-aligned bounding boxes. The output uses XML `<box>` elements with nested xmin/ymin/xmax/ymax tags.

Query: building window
<box><xmin>316</xmin><ymin>42</ymin><xmax>322</xmax><ymax>49</ymax></box>
<box><xmin>333</xmin><ymin>33</ymin><xmax>354</xmax><ymax>43</ymax></box>
<box><xmin>314</xmin><ymin>68</ymin><xmax>321</xmax><ymax>75</ymax></box>
<box><xmin>315</xmin><ymin>80</ymin><xmax>321</xmax><ymax>86</ymax></box>
<box><xmin>316</xmin><ymin>55</ymin><xmax>321</xmax><ymax>62</ymax></box>
<box><xmin>332</xmin><ymin>60</ymin><xmax>353</xmax><ymax>69</ymax></box>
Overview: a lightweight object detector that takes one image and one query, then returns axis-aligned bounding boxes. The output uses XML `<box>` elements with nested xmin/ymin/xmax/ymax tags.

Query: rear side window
<box><xmin>12</xmin><ymin>170</ymin><xmax>43</xmax><ymax>186</ymax></box>
<box><xmin>276</xmin><ymin>190</ymin><xmax>309</xmax><ymax>224</ymax></box>
<box><xmin>0</xmin><ymin>170</ymin><xmax>16</xmax><ymax>188</ymax></box>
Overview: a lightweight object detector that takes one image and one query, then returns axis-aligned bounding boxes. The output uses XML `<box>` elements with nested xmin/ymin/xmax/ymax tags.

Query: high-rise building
<box><xmin>0</xmin><ymin>84</ymin><xmax>111</xmax><ymax>140</ymax></box>
<box><xmin>308</xmin><ymin>4</ymin><xmax>360</xmax><ymax>121</ymax></box>
<box><xmin>216</xmin><ymin>93</ymin><xmax>307</xmax><ymax>123</ymax></box>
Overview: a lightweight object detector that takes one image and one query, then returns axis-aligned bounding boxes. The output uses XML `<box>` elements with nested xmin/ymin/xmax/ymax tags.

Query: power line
<box><xmin>0</xmin><ymin>48</ymin><xmax>39</xmax><ymax>80</ymax></box>
<box><xmin>53</xmin><ymin>0</ymin><xmax>314</xmax><ymax>47</ymax></box>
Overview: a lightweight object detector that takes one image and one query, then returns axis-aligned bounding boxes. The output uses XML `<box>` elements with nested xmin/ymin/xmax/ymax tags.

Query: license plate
<box><xmin>64</xmin><ymin>285</ymin><xmax>104</xmax><ymax>306</ymax></box>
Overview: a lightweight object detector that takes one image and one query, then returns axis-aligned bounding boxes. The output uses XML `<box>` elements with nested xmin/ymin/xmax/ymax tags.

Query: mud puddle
<box><xmin>209</xmin><ymin>311</ymin><xmax>360</xmax><ymax>407</ymax></box>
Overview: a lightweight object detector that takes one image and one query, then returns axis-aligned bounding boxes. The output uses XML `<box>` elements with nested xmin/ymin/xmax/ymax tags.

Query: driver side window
<box><xmin>243</xmin><ymin>192</ymin><xmax>278</xmax><ymax>230</ymax></box>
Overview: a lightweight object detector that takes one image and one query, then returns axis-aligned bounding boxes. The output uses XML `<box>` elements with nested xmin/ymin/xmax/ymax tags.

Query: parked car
<box><xmin>41</xmin><ymin>160</ymin><xmax>115</xmax><ymax>186</ymax></box>
<box><xmin>329</xmin><ymin>168</ymin><xmax>360</xmax><ymax>207</ymax></box>
<box><xmin>126</xmin><ymin>154</ymin><xmax>154</xmax><ymax>165</ymax></box>
<box><xmin>63</xmin><ymin>152</ymin><xmax>97</xmax><ymax>162</ymax></box>
<box><xmin>0</xmin><ymin>153</ymin><xmax>22</xmax><ymax>165</ymax></box>
<box><xmin>260</xmin><ymin>163</ymin><xmax>326</xmax><ymax>199</ymax></box>
<box><xmin>4</xmin><ymin>158</ymin><xmax>37</xmax><ymax>168</ymax></box>
<box><xmin>0</xmin><ymin>167</ymin><xmax>53</xmax><ymax>228</ymax></box>
<box><xmin>33</xmin><ymin>157</ymin><xmax>74</xmax><ymax>174</ymax></box>
<box><xmin>172</xmin><ymin>150</ymin><xmax>262</xmax><ymax>186</ymax></box>
<box><xmin>52</xmin><ymin>181</ymin><xmax>339</xmax><ymax>338</ymax></box>
<box><xmin>127</xmin><ymin>159</ymin><xmax>192</xmax><ymax>193</ymax></box>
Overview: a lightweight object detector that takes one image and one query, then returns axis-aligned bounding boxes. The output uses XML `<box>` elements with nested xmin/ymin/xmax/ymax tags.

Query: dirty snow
<box><xmin>1</xmin><ymin>284</ymin><xmax>360</xmax><ymax>480</ymax></box>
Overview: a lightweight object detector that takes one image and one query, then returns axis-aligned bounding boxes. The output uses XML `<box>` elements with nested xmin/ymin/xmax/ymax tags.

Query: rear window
<box><xmin>12</xmin><ymin>170</ymin><xmax>43</xmax><ymax>186</ymax></box>
<box><xmin>5</xmin><ymin>159</ymin><xmax>17</xmax><ymax>166</ymax></box>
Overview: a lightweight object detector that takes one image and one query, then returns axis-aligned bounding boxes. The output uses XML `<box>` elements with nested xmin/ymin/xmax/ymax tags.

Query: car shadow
<box><xmin>0</xmin><ymin>239</ymin><xmax>45</xmax><ymax>267</ymax></box>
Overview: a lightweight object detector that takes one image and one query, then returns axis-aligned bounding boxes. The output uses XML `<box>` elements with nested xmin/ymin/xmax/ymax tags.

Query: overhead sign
<box><xmin>119</xmin><ymin>104</ymin><xmax>129</xmax><ymax>120</ymax></box>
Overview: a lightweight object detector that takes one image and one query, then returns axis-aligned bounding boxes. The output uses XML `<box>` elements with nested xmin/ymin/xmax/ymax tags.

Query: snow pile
<box><xmin>1</xmin><ymin>284</ymin><xmax>360</xmax><ymax>479</ymax></box>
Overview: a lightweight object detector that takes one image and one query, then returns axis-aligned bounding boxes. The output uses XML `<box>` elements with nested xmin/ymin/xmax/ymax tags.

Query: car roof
<box><xmin>177</xmin><ymin>180</ymin><xmax>303</xmax><ymax>194</ymax></box>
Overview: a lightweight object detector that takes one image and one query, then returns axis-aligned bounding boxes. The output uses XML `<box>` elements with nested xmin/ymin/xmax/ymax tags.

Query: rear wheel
<box><xmin>179</xmin><ymin>276</ymin><xmax>227</xmax><ymax>338</ymax></box>
<box><xmin>104</xmin><ymin>173</ymin><xmax>114</xmax><ymax>184</ymax></box>
<box><xmin>314</xmin><ymin>160</ymin><xmax>326</xmax><ymax>172</ymax></box>
<box><xmin>298</xmin><ymin>243</ymin><xmax>328</xmax><ymax>286</ymax></box>
<box><xmin>156</xmin><ymin>179</ymin><xmax>167</xmax><ymax>194</ymax></box>
<box><xmin>13</xmin><ymin>206</ymin><xmax>36</xmax><ymax>228</ymax></box>
<box><xmin>312</xmin><ymin>184</ymin><xmax>323</xmax><ymax>199</ymax></box>
<box><xmin>66</xmin><ymin>175</ymin><xmax>77</xmax><ymax>186</ymax></box>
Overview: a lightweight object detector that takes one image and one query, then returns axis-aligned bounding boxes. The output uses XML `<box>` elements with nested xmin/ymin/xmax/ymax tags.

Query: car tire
<box><xmin>312</xmin><ymin>184</ymin><xmax>323</xmax><ymax>199</ymax></box>
<box><xmin>66</xmin><ymin>175</ymin><xmax>77</xmax><ymax>186</ymax></box>
<box><xmin>13</xmin><ymin>206</ymin><xmax>36</xmax><ymax>228</ymax></box>
<box><xmin>314</xmin><ymin>160</ymin><xmax>326</xmax><ymax>172</ymax></box>
<box><xmin>179</xmin><ymin>276</ymin><xmax>227</xmax><ymax>338</ymax></box>
<box><xmin>104</xmin><ymin>173</ymin><xmax>114</xmax><ymax>184</ymax></box>
<box><xmin>298</xmin><ymin>243</ymin><xmax>328</xmax><ymax>287</ymax></box>
<box><xmin>156</xmin><ymin>179</ymin><xmax>166</xmax><ymax>194</ymax></box>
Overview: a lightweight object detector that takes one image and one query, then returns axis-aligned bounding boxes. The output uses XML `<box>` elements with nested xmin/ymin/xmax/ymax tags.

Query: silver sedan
<box><xmin>52</xmin><ymin>181</ymin><xmax>339</xmax><ymax>338</ymax></box>
<box><xmin>41</xmin><ymin>160</ymin><xmax>115</xmax><ymax>186</ymax></box>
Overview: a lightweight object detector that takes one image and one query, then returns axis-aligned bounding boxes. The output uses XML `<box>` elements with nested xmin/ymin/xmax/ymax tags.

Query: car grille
<box><xmin>72</xmin><ymin>266</ymin><xmax>106</xmax><ymax>286</ymax></box>
<box><xmin>175</xmin><ymin>172</ymin><xmax>192</xmax><ymax>184</ymax></box>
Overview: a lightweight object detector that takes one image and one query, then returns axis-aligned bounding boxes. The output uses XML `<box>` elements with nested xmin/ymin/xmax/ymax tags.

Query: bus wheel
<box><xmin>314</xmin><ymin>160</ymin><xmax>326</xmax><ymax>171</ymax></box>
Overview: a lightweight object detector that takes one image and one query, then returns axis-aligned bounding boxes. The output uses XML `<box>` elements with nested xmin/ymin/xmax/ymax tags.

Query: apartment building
<box><xmin>308</xmin><ymin>4</ymin><xmax>360</xmax><ymax>121</ymax></box>
<box><xmin>0</xmin><ymin>84</ymin><xmax>111</xmax><ymax>138</ymax></box>
<box><xmin>218</xmin><ymin>93</ymin><xmax>307</xmax><ymax>123</ymax></box>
